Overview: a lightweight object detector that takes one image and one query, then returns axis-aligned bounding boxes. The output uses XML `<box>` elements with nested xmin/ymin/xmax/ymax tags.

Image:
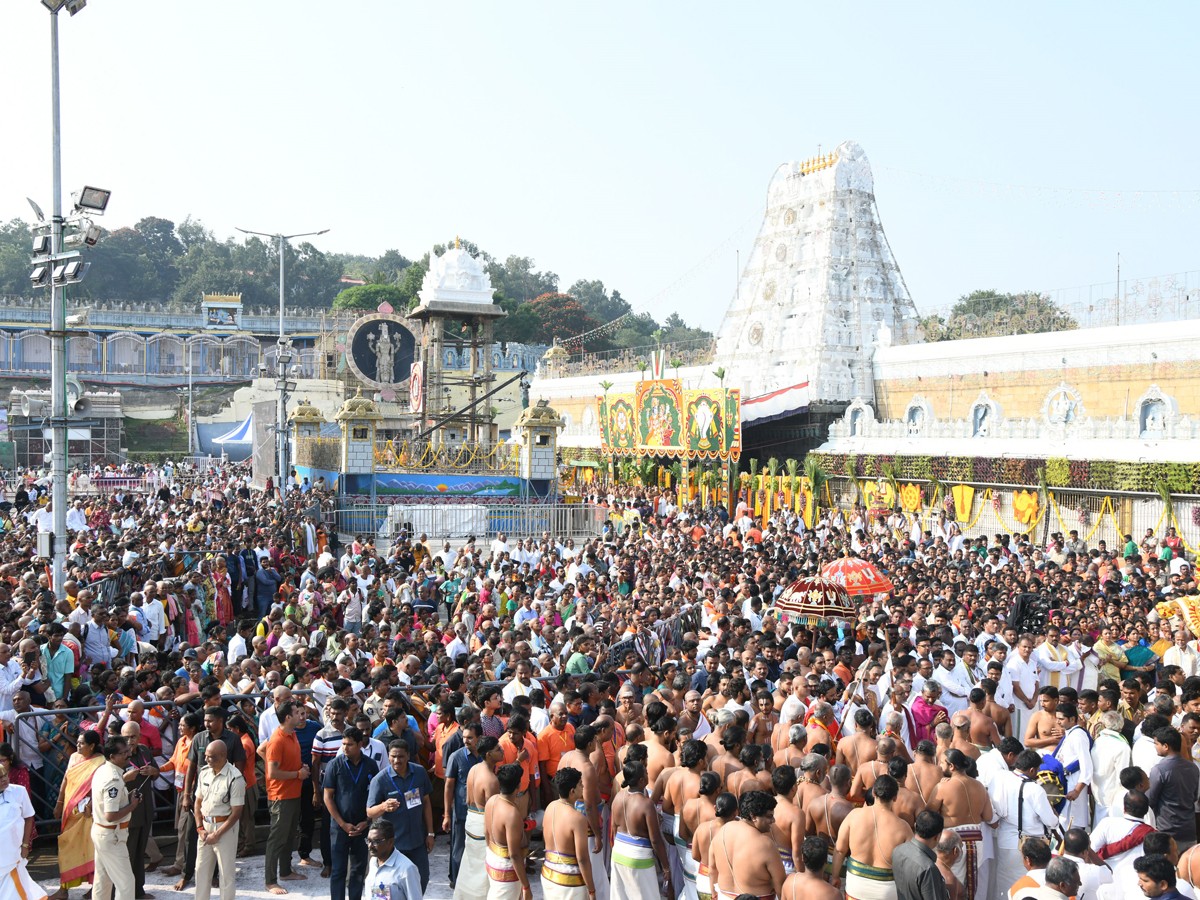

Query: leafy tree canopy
<box><xmin>919</xmin><ymin>289</ymin><xmax>1078</xmax><ymax>341</ymax></box>
<box><xmin>332</xmin><ymin>283</ymin><xmax>408</xmax><ymax>311</ymax></box>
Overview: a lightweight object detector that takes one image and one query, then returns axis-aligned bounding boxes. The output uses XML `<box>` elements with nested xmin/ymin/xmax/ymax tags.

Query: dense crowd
<box><xmin>0</xmin><ymin>468</ymin><xmax>1197</xmax><ymax>900</ymax></box>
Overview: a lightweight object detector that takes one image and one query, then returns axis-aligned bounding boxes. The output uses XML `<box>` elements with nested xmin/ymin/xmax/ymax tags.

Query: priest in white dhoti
<box><xmin>0</xmin><ymin>764</ymin><xmax>45</xmax><ymax>900</ymax></box>
<box><xmin>1053</xmin><ymin>701</ymin><xmax>1094</xmax><ymax>831</ymax></box>
<box><xmin>1091</xmin><ymin>711</ymin><xmax>1133</xmax><ymax>828</ymax></box>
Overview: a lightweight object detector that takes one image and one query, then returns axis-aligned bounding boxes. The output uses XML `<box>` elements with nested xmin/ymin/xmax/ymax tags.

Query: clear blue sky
<box><xmin>1</xmin><ymin>2</ymin><xmax>1196</xmax><ymax>330</ymax></box>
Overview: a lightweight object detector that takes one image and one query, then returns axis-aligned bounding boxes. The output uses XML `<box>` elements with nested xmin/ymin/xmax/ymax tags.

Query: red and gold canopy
<box><xmin>820</xmin><ymin>557</ymin><xmax>895</xmax><ymax>598</ymax></box>
<box><xmin>774</xmin><ymin>576</ymin><xmax>855</xmax><ymax>627</ymax></box>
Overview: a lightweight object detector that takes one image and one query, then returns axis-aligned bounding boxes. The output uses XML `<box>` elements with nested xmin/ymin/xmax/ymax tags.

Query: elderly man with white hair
<box><xmin>1091</xmin><ymin>709</ymin><xmax>1134</xmax><ymax>827</ymax></box>
<box><xmin>257</xmin><ymin>685</ymin><xmax>293</xmax><ymax>744</ymax></box>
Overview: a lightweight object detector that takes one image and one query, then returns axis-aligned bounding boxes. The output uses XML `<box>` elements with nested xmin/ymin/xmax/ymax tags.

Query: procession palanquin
<box><xmin>1157</xmin><ymin>596</ymin><xmax>1200</xmax><ymax>639</ymax></box>
<box><xmin>598</xmin><ymin>378</ymin><xmax>742</xmax><ymax>461</ymax></box>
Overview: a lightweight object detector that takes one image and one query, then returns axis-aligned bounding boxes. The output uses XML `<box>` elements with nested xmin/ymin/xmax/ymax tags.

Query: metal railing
<box><xmin>330</xmin><ymin>501</ymin><xmax>610</xmax><ymax>542</ymax></box>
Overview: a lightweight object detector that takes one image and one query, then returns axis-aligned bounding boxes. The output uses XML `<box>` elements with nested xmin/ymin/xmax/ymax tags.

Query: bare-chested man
<box><xmin>886</xmin><ymin>759</ymin><xmax>922</xmax><ymax>827</ymax></box>
<box><xmin>936</xmin><ymin>830</ymin><xmax>966</xmax><ymax>900</ymax></box>
<box><xmin>771</xmin><ymin>765</ymin><xmax>806</xmax><ymax>876</ymax></box>
<box><xmin>711</xmin><ymin>791</ymin><xmax>787</xmax><ymax>900</ymax></box>
<box><xmin>454</xmin><ymin>736</ymin><xmax>503</xmax><ymax>900</ymax></box>
<box><xmin>694</xmin><ymin>792</ymin><xmax>738</xmax><ymax>900</ymax></box>
<box><xmin>657</xmin><ymin>739</ymin><xmax>708</xmax><ymax>896</ymax></box>
<box><xmin>807</xmin><ymin>764</ymin><xmax>853</xmax><ymax>842</ymax></box>
<box><xmin>540</xmin><ymin>767</ymin><xmax>596</xmax><ymax>898</ymax></box>
<box><xmin>837</xmin><ymin>709</ymin><xmax>879</xmax><ymax>779</ymax></box>
<box><xmin>679</xmin><ymin>691</ymin><xmax>710</xmax><ymax>739</ymax></box>
<box><xmin>749</xmin><ymin>689</ymin><xmax>780</xmax><ymax>746</ymax></box>
<box><xmin>679</xmin><ymin>771</ymin><xmax>721</xmax><ymax>900</ymax></box>
<box><xmin>963</xmin><ymin>689</ymin><xmax>1003</xmax><ymax>751</ymax></box>
<box><xmin>610</xmin><ymin>760</ymin><xmax>675</xmax><ymax>900</ymax></box>
<box><xmin>851</xmin><ymin>735</ymin><xmax>897</xmax><ymax>803</ymax></box>
<box><xmin>806</xmin><ymin>703</ymin><xmax>837</xmax><ymax>754</ymax></box>
<box><xmin>557</xmin><ymin>724</ymin><xmax>606</xmax><ymax>896</ymax></box>
<box><xmin>711</xmin><ymin>725</ymin><xmax>746</xmax><ymax>788</ymax></box>
<box><xmin>781</xmin><ymin>836</ymin><xmax>842</xmax><ymax>900</ymax></box>
<box><xmin>704</xmin><ymin>709</ymin><xmax>735</xmax><ymax>761</ymax></box>
<box><xmin>949</xmin><ymin>714</ymin><xmax>981</xmax><ymax>762</ymax></box>
<box><xmin>934</xmin><ymin>722</ymin><xmax>954</xmax><ymax>769</ymax></box>
<box><xmin>795</xmin><ymin>754</ymin><xmax>830</xmax><ymax>820</ymax></box>
<box><xmin>1024</xmin><ymin>686</ymin><xmax>1062</xmax><ymax>750</ymax></box>
<box><xmin>774</xmin><ymin>723</ymin><xmax>808</xmax><ymax>770</ymax></box>
<box><xmin>645</xmin><ymin>714</ymin><xmax>680</xmax><ymax>786</ymax></box>
<box><xmin>879</xmin><ymin>710</ymin><xmax>914</xmax><ymax>765</ymax></box>
<box><xmin>980</xmin><ymin>677</ymin><xmax>1012</xmax><ymax>739</ymax></box>
<box><xmin>906</xmin><ymin>740</ymin><xmax>943</xmax><ymax>810</ymax></box>
<box><xmin>928</xmin><ymin>748</ymin><xmax>994</xmax><ymax>900</ymax></box>
<box><xmin>483</xmin><ymin>763</ymin><xmax>531</xmax><ymax>900</ymax></box>
<box><xmin>617</xmin><ymin>724</ymin><xmax>644</xmax><ymax>767</ymax></box>
<box><xmin>727</xmin><ymin>745</ymin><xmax>771</xmax><ymax>798</ymax></box>
<box><xmin>832</xmin><ymin>775</ymin><xmax>913</xmax><ymax>896</ymax></box>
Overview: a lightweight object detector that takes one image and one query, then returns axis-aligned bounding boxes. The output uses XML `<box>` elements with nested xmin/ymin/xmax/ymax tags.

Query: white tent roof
<box><xmin>212</xmin><ymin>414</ymin><xmax>253</xmax><ymax>444</ymax></box>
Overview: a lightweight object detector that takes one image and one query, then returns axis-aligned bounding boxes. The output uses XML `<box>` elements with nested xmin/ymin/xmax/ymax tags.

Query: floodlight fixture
<box><xmin>41</xmin><ymin>0</ymin><xmax>66</xmax><ymax>12</ymax></box>
<box><xmin>65</xmin><ymin>224</ymin><xmax>102</xmax><ymax>248</ymax></box>
<box><xmin>74</xmin><ymin>186</ymin><xmax>110</xmax><ymax>214</ymax></box>
<box><xmin>32</xmin><ymin>235</ymin><xmax>51</xmax><ymax>259</ymax></box>
<box><xmin>52</xmin><ymin>257</ymin><xmax>89</xmax><ymax>285</ymax></box>
<box><xmin>30</xmin><ymin>265</ymin><xmax>50</xmax><ymax>287</ymax></box>
<box><xmin>65</xmin><ymin>0</ymin><xmax>86</xmax><ymax>13</ymax></box>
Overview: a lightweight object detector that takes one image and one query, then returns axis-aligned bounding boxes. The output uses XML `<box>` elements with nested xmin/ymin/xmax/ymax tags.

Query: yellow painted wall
<box><xmin>875</xmin><ymin>360</ymin><xmax>1200</xmax><ymax>421</ymax></box>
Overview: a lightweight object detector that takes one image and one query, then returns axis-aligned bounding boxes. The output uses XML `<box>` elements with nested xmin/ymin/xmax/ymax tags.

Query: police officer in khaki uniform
<box><xmin>91</xmin><ymin>737</ymin><xmax>142</xmax><ymax>900</ymax></box>
<box><xmin>194</xmin><ymin>739</ymin><xmax>245</xmax><ymax>900</ymax></box>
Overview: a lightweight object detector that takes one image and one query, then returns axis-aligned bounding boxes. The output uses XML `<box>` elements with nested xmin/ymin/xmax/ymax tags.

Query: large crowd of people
<box><xmin>0</xmin><ymin>465</ymin><xmax>1198</xmax><ymax>900</ymax></box>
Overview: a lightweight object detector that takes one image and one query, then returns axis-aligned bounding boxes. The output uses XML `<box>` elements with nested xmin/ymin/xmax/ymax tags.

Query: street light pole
<box><xmin>48</xmin><ymin>7</ymin><xmax>68</xmax><ymax>601</ymax></box>
<box><xmin>234</xmin><ymin>227</ymin><xmax>328</xmax><ymax>492</ymax></box>
<box><xmin>186</xmin><ymin>360</ymin><xmax>193</xmax><ymax>456</ymax></box>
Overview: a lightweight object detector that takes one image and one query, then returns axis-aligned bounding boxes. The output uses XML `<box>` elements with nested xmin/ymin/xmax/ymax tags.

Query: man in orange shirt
<box><xmin>263</xmin><ymin>700</ymin><xmax>310</xmax><ymax>895</ymax></box>
<box><xmin>537</xmin><ymin>702</ymin><xmax>576</xmax><ymax>805</ymax></box>
<box><xmin>229</xmin><ymin>713</ymin><xmax>258</xmax><ymax>858</ymax></box>
<box><xmin>499</xmin><ymin>713</ymin><xmax>539</xmax><ymax>819</ymax></box>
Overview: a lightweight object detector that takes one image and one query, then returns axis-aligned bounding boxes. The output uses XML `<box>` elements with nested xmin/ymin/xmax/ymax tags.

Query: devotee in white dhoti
<box><xmin>0</xmin><ymin>764</ymin><xmax>43</xmax><ymax>900</ymax></box>
<box><xmin>1052</xmin><ymin>701</ymin><xmax>1093</xmax><ymax>830</ymax></box>
<box><xmin>1091</xmin><ymin>711</ymin><xmax>1133</xmax><ymax>827</ymax></box>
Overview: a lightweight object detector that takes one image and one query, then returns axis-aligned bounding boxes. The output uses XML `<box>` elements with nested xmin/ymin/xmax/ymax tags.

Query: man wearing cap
<box><xmin>194</xmin><ymin>739</ymin><xmax>245</xmax><ymax>900</ymax></box>
<box><xmin>91</xmin><ymin>737</ymin><xmax>142</xmax><ymax>900</ymax></box>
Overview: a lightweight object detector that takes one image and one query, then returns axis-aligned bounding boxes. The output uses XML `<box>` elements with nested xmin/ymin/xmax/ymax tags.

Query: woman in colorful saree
<box><xmin>49</xmin><ymin>730</ymin><xmax>105</xmax><ymax>900</ymax></box>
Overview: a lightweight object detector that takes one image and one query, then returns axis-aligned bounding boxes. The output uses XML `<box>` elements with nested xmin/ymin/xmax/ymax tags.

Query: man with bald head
<box><xmin>258</xmin><ymin>685</ymin><xmax>293</xmax><ymax>744</ymax></box>
<box><xmin>121</xmin><ymin>720</ymin><xmax>160</xmax><ymax>898</ymax></box>
<box><xmin>537</xmin><ymin>701</ymin><xmax>576</xmax><ymax>805</ymax></box>
<box><xmin>194</xmin><ymin>739</ymin><xmax>245</xmax><ymax>900</ymax></box>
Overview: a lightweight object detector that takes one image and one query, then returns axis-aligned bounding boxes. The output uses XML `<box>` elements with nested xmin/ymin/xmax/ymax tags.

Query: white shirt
<box><xmin>227</xmin><ymin>632</ymin><xmax>248</xmax><ymax>664</ymax></box>
<box><xmin>143</xmin><ymin>598</ymin><xmax>165</xmax><ymax>641</ymax></box>
<box><xmin>1165</xmin><ymin>645</ymin><xmax>1200</xmax><ymax>677</ymax></box>
<box><xmin>0</xmin><ymin>783</ymin><xmax>34</xmax><ymax>869</ymax></box>
<box><xmin>1089</xmin><ymin>814</ymin><xmax>1152</xmax><ymax>870</ymax></box>
<box><xmin>258</xmin><ymin>704</ymin><xmax>280</xmax><ymax>744</ymax></box>
<box><xmin>1132</xmin><ymin>734</ymin><xmax>1160</xmax><ymax>775</ymax></box>
<box><xmin>1005</xmin><ymin>655</ymin><xmax>1040</xmax><ymax>706</ymax></box>
<box><xmin>1061</xmin><ymin>853</ymin><xmax>1113</xmax><ymax>900</ymax></box>
<box><xmin>34</xmin><ymin>508</ymin><xmax>53</xmax><ymax>532</ymax></box>
<box><xmin>66</xmin><ymin>507</ymin><xmax>89</xmax><ymax>531</ymax></box>
<box><xmin>993</xmin><ymin>769</ymin><xmax>1059</xmax><ymax>849</ymax></box>
<box><xmin>1091</xmin><ymin>729</ymin><xmax>1133</xmax><ymax>815</ymax></box>
<box><xmin>0</xmin><ymin>661</ymin><xmax>23</xmax><ymax>713</ymax></box>
<box><xmin>932</xmin><ymin>665</ymin><xmax>971</xmax><ymax>715</ymax></box>
<box><xmin>1034</xmin><ymin>641</ymin><xmax>1080</xmax><ymax>690</ymax></box>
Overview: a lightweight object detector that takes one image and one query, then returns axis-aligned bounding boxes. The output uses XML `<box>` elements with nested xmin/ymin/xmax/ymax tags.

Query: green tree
<box><xmin>332</xmin><ymin>283</ymin><xmax>407</xmax><ymax>311</ymax></box>
<box><xmin>567</xmin><ymin>279</ymin><xmax>631</xmax><ymax>324</ymax></box>
<box><xmin>930</xmin><ymin>290</ymin><xmax>1078</xmax><ymax>341</ymax></box>
<box><xmin>487</xmin><ymin>255</ymin><xmax>558</xmax><ymax>303</ymax></box>
<box><xmin>0</xmin><ymin>219</ymin><xmax>33</xmax><ymax>295</ymax></box>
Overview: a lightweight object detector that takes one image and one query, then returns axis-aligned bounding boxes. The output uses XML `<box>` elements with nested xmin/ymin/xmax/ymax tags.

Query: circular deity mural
<box><xmin>346</xmin><ymin>314</ymin><xmax>417</xmax><ymax>389</ymax></box>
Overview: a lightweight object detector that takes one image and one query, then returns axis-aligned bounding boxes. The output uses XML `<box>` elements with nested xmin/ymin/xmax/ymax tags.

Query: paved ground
<box><xmin>29</xmin><ymin>832</ymin><xmax>550</xmax><ymax>900</ymax></box>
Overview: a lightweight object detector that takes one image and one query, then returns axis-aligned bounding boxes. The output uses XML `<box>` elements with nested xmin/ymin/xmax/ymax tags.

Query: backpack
<box><xmin>1039</xmin><ymin>725</ymin><xmax>1094</xmax><ymax>813</ymax></box>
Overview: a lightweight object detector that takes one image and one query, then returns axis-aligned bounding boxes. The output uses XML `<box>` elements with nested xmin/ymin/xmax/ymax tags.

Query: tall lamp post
<box><xmin>35</xmin><ymin>0</ymin><xmax>95</xmax><ymax>601</ymax></box>
<box><xmin>234</xmin><ymin>227</ymin><xmax>328</xmax><ymax>490</ymax></box>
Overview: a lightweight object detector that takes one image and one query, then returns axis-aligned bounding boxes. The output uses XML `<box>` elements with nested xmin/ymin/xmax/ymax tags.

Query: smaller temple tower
<box><xmin>514</xmin><ymin>400</ymin><xmax>563</xmax><ymax>487</ymax></box>
<box><xmin>289</xmin><ymin>399</ymin><xmax>325</xmax><ymax>461</ymax></box>
<box><xmin>336</xmin><ymin>390</ymin><xmax>382</xmax><ymax>478</ymax></box>
<box><xmin>407</xmin><ymin>241</ymin><xmax>506</xmax><ymax>445</ymax></box>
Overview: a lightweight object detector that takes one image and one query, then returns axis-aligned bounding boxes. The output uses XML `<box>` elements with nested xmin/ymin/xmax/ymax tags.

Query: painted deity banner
<box><xmin>599</xmin><ymin>380</ymin><xmax>741</xmax><ymax>461</ymax></box>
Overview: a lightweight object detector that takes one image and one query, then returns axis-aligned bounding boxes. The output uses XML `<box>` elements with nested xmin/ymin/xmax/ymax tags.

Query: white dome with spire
<box><xmin>417</xmin><ymin>241</ymin><xmax>495</xmax><ymax>308</ymax></box>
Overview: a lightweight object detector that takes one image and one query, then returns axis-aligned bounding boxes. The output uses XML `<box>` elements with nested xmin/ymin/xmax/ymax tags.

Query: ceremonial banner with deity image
<box><xmin>636</xmin><ymin>379</ymin><xmax>684</xmax><ymax>452</ymax></box>
<box><xmin>598</xmin><ymin>380</ymin><xmax>742</xmax><ymax>461</ymax></box>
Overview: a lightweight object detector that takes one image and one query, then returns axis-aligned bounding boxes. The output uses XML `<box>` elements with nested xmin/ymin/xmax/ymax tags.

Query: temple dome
<box><xmin>417</xmin><ymin>244</ymin><xmax>494</xmax><ymax>308</ymax></box>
